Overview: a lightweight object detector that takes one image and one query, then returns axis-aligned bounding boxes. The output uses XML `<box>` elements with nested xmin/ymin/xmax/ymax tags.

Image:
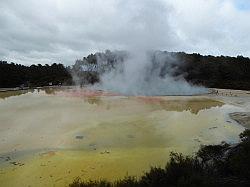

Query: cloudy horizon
<box><xmin>0</xmin><ymin>0</ymin><xmax>250</xmax><ymax>65</ymax></box>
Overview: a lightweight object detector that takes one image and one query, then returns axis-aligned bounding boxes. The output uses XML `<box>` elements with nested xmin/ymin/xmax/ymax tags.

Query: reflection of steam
<box><xmin>95</xmin><ymin>51</ymin><xmax>207</xmax><ymax>96</ymax></box>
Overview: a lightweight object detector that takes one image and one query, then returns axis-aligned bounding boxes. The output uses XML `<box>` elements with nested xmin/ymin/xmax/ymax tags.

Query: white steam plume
<box><xmin>94</xmin><ymin>51</ymin><xmax>207</xmax><ymax>96</ymax></box>
<box><xmin>91</xmin><ymin>0</ymin><xmax>207</xmax><ymax>95</ymax></box>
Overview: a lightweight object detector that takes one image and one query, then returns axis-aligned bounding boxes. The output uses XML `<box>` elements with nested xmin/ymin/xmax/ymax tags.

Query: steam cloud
<box><xmin>94</xmin><ymin>50</ymin><xmax>207</xmax><ymax>96</ymax></box>
<box><xmin>91</xmin><ymin>0</ymin><xmax>207</xmax><ymax>96</ymax></box>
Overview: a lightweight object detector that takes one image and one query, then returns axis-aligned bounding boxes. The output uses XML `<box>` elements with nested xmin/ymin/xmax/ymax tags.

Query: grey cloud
<box><xmin>0</xmin><ymin>0</ymin><xmax>250</xmax><ymax>65</ymax></box>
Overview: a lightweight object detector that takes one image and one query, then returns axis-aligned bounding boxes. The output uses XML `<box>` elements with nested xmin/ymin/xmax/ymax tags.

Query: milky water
<box><xmin>0</xmin><ymin>88</ymin><xmax>248</xmax><ymax>187</ymax></box>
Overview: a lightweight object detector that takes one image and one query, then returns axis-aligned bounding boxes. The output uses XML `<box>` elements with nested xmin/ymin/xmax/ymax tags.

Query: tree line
<box><xmin>73</xmin><ymin>51</ymin><xmax>250</xmax><ymax>90</ymax></box>
<box><xmin>0</xmin><ymin>61</ymin><xmax>72</xmax><ymax>88</ymax></box>
<box><xmin>1</xmin><ymin>51</ymin><xmax>250</xmax><ymax>90</ymax></box>
<box><xmin>175</xmin><ymin>52</ymin><xmax>250</xmax><ymax>90</ymax></box>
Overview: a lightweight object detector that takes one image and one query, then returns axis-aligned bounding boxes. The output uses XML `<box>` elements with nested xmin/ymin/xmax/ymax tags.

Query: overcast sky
<box><xmin>0</xmin><ymin>0</ymin><xmax>250</xmax><ymax>65</ymax></box>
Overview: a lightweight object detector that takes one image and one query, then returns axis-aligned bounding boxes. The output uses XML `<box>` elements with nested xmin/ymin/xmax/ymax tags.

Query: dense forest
<box><xmin>0</xmin><ymin>61</ymin><xmax>72</xmax><ymax>88</ymax></box>
<box><xmin>1</xmin><ymin>51</ymin><xmax>250</xmax><ymax>90</ymax></box>
<box><xmin>176</xmin><ymin>52</ymin><xmax>250</xmax><ymax>90</ymax></box>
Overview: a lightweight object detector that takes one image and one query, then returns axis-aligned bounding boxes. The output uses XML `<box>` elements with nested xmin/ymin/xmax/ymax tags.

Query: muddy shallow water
<box><xmin>0</xmin><ymin>88</ymin><xmax>249</xmax><ymax>186</ymax></box>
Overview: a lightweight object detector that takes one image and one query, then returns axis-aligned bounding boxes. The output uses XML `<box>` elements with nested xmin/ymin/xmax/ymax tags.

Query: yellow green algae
<box><xmin>0</xmin><ymin>88</ymin><xmax>247</xmax><ymax>187</ymax></box>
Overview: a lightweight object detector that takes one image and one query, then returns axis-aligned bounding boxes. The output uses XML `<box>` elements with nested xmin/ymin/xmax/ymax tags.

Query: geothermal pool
<box><xmin>0</xmin><ymin>88</ymin><xmax>249</xmax><ymax>187</ymax></box>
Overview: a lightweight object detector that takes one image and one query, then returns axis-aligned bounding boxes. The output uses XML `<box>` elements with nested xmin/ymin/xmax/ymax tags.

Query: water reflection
<box><xmin>43</xmin><ymin>88</ymin><xmax>56</xmax><ymax>95</ymax></box>
<box><xmin>0</xmin><ymin>90</ymin><xmax>31</xmax><ymax>99</ymax></box>
<box><xmin>35</xmin><ymin>88</ymin><xmax>224</xmax><ymax>115</ymax></box>
<box><xmin>137</xmin><ymin>97</ymin><xmax>224</xmax><ymax>114</ymax></box>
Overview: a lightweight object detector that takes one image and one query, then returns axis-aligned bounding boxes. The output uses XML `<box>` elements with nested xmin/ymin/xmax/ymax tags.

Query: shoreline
<box><xmin>1</xmin><ymin>87</ymin><xmax>250</xmax><ymax>97</ymax></box>
<box><xmin>208</xmin><ymin>88</ymin><xmax>250</xmax><ymax>97</ymax></box>
<box><xmin>0</xmin><ymin>85</ymin><xmax>73</xmax><ymax>92</ymax></box>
